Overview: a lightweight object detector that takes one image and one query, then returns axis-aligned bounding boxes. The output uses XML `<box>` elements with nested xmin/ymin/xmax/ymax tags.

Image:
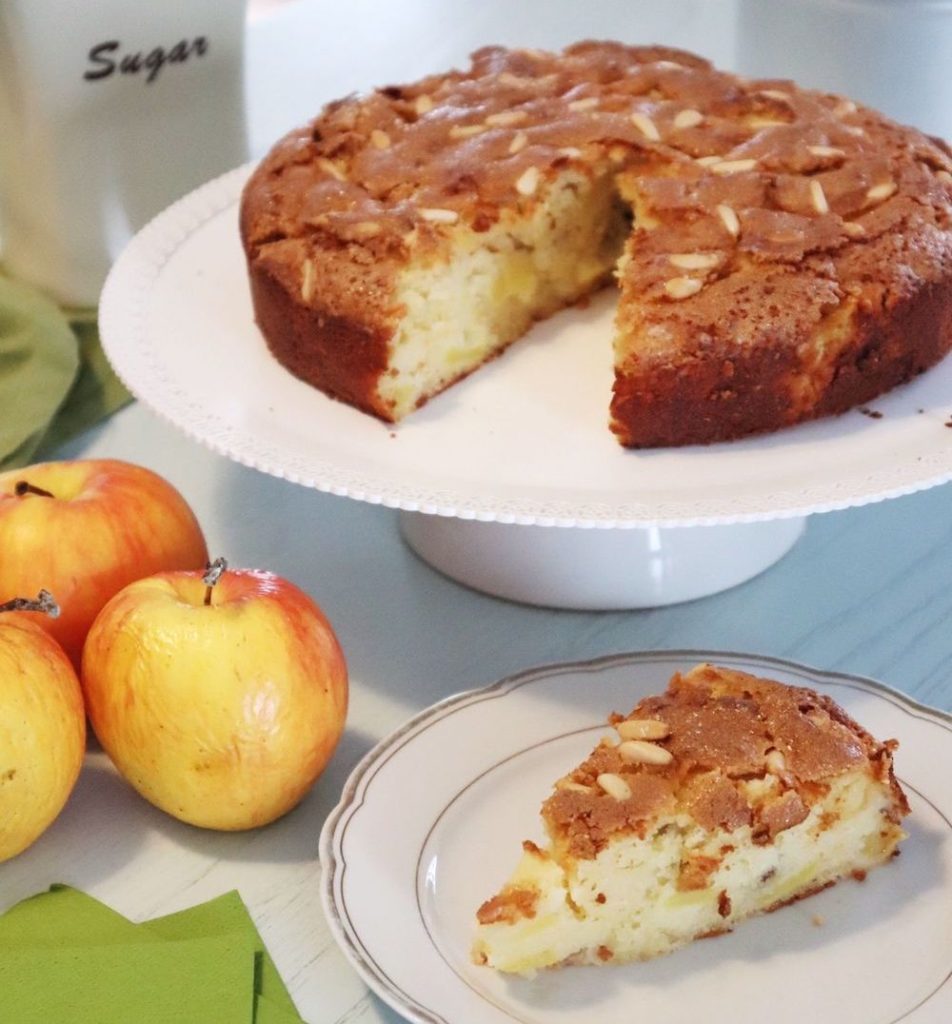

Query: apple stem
<box><xmin>0</xmin><ymin>589</ymin><xmax>60</xmax><ymax>618</ymax></box>
<box><xmin>202</xmin><ymin>557</ymin><xmax>228</xmax><ymax>606</ymax></box>
<box><xmin>14</xmin><ymin>480</ymin><xmax>55</xmax><ymax>498</ymax></box>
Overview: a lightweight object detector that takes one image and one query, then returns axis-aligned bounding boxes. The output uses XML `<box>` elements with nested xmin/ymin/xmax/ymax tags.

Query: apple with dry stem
<box><xmin>0</xmin><ymin>591</ymin><xmax>86</xmax><ymax>862</ymax></box>
<box><xmin>81</xmin><ymin>559</ymin><xmax>349</xmax><ymax>830</ymax></box>
<box><xmin>0</xmin><ymin>459</ymin><xmax>208</xmax><ymax>668</ymax></box>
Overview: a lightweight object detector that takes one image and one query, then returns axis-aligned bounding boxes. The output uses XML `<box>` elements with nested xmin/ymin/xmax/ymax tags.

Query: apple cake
<box><xmin>472</xmin><ymin>663</ymin><xmax>909</xmax><ymax>973</ymax></box>
<box><xmin>240</xmin><ymin>42</ymin><xmax>952</xmax><ymax>446</ymax></box>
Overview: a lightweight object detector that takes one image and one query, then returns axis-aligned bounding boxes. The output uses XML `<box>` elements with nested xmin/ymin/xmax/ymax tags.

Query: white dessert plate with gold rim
<box><xmin>319</xmin><ymin>650</ymin><xmax>952</xmax><ymax>1024</ymax></box>
<box><xmin>99</xmin><ymin>166</ymin><xmax>952</xmax><ymax>608</ymax></box>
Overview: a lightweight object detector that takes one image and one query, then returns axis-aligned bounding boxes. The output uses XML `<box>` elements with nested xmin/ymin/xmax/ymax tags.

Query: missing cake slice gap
<box><xmin>377</xmin><ymin>167</ymin><xmax>630</xmax><ymax>420</ymax></box>
<box><xmin>472</xmin><ymin>663</ymin><xmax>909</xmax><ymax>975</ymax></box>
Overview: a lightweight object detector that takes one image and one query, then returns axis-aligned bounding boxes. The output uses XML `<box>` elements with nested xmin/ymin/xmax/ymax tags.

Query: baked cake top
<box><xmin>543</xmin><ymin>663</ymin><xmax>908</xmax><ymax>859</ymax></box>
<box><xmin>241</xmin><ymin>41</ymin><xmax>952</xmax><ymax>332</ymax></box>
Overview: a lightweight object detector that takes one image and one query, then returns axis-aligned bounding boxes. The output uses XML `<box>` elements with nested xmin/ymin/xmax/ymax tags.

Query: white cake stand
<box><xmin>397</xmin><ymin>516</ymin><xmax>807</xmax><ymax>609</ymax></box>
<box><xmin>100</xmin><ymin>166</ymin><xmax>952</xmax><ymax>609</ymax></box>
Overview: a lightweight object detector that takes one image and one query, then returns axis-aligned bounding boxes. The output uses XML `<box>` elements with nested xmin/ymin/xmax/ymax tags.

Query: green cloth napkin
<box><xmin>146</xmin><ymin>891</ymin><xmax>299</xmax><ymax>1018</ymax></box>
<box><xmin>0</xmin><ymin>885</ymin><xmax>306</xmax><ymax>1024</ymax></box>
<box><xmin>0</xmin><ymin>274</ymin><xmax>131</xmax><ymax>471</ymax></box>
<box><xmin>0</xmin><ymin>933</ymin><xmax>256</xmax><ymax>1024</ymax></box>
<box><xmin>0</xmin><ymin>884</ymin><xmax>134</xmax><ymax>946</ymax></box>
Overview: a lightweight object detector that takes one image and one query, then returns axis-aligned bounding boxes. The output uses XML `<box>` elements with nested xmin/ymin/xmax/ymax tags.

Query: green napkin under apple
<box><xmin>0</xmin><ymin>885</ymin><xmax>305</xmax><ymax>1024</ymax></box>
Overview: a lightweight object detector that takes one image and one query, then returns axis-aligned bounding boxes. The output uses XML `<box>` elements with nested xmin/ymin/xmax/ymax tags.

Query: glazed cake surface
<box><xmin>240</xmin><ymin>41</ymin><xmax>952</xmax><ymax>446</ymax></box>
<box><xmin>472</xmin><ymin>663</ymin><xmax>909</xmax><ymax>974</ymax></box>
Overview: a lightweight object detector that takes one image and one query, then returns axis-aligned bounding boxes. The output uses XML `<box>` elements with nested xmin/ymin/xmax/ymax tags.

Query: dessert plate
<box><xmin>319</xmin><ymin>650</ymin><xmax>952</xmax><ymax>1024</ymax></box>
<box><xmin>99</xmin><ymin>165</ymin><xmax>952</xmax><ymax>529</ymax></box>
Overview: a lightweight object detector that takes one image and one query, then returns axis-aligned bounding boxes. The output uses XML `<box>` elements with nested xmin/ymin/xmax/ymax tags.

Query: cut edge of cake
<box><xmin>375</xmin><ymin>166</ymin><xmax>628</xmax><ymax>421</ymax></box>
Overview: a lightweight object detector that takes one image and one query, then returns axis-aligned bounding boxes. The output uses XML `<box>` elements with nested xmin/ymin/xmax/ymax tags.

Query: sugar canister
<box><xmin>0</xmin><ymin>0</ymin><xmax>248</xmax><ymax>306</ymax></box>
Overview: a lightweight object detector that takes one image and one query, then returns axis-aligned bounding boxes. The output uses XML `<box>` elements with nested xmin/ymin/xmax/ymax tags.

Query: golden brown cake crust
<box><xmin>240</xmin><ymin>41</ymin><xmax>952</xmax><ymax>442</ymax></box>
<box><xmin>543</xmin><ymin>663</ymin><xmax>909</xmax><ymax>858</ymax></box>
<box><xmin>610</xmin><ymin>281</ymin><xmax>952</xmax><ymax>447</ymax></box>
<box><xmin>245</xmin><ymin>243</ymin><xmax>394</xmax><ymax>417</ymax></box>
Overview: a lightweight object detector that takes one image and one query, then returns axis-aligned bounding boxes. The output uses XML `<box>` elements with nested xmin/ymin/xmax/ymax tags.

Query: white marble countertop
<box><xmin>3</xmin><ymin>3</ymin><xmax>951</xmax><ymax>1022</ymax></box>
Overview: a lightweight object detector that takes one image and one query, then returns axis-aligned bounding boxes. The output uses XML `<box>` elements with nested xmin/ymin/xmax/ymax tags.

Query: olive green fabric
<box><xmin>0</xmin><ymin>275</ymin><xmax>131</xmax><ymax>471</ymax></box>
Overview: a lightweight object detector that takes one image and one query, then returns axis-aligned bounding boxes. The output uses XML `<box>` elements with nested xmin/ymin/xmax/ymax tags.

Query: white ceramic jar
<box><xmin>0</xmin><ymin>0</ymin><xmax>248</xmax><ymax>306</ymax></box>
<box><xmin>735</xmin><ymin>0</ymin><xmax>952</xmax><ymax>142</ymax></box>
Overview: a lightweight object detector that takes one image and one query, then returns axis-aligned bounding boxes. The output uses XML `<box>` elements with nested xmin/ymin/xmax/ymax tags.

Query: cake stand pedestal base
<box><xmin>399</xmin><ymin>513</ymin><xmax>806</xmax><ymax>610</ymax></box>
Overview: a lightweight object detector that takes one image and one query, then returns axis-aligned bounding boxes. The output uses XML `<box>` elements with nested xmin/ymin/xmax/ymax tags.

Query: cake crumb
<box><xmin>717</xmin><ymin>891</ymin><xmax>732</xmax><ymax>918</ymax></box>
<box><xmin>859</xmin><ymin>407</ymin><xmax>883</xmax><ymax>419</ymax></box>
<box><xmin>811</xmin><ymin>913</ymin><xmax>825</xmax><ymax>927</ymax></box>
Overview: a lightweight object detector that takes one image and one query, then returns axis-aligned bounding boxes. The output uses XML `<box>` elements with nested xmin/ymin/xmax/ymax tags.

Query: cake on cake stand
<box><xmin>100</xmin><ymin>167</ymin><xmax>952</xmax><ymax>609</ymax></box>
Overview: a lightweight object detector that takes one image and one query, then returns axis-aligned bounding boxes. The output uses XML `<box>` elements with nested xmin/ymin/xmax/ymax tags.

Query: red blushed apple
<box><xmin>0</xmin><ymin>459</ymin><xmax>208</xmax><ymax>667</ymax></box>
<box><xmin>0</xmin><ymin>592</ymin><xmax>86</xmax><ymax>863</ymax></box>
<box><xmin>81</xmin><ymin>563</ymin><xmax>348</xmax><ymax>831</ymax></box>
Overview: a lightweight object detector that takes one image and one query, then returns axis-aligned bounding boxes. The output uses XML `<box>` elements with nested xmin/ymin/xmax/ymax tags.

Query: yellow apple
<box><xmin>0</xmin><ymin>459</ymin><xmax>208</xmax><ymax>669</ymax></box>
<box><xmin>81</xmin><ymin>562</ymin><xmax>348</xmax><ymax>830</ymax></box>
<box><xmin>0</xmin><ymin>593</ymin><xmax>86</xmax><ymax>862</ymax></box>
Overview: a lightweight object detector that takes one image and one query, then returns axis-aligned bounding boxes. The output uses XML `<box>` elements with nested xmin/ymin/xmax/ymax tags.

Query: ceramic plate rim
<box><xmin>318</xmin><ymin>648</ymin><xmax>952</xmax><ymax>1024</ymax></box>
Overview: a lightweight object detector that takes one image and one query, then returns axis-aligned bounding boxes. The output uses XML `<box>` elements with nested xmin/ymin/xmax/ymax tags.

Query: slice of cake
<box><xmin>472</xmin><ymin>663</ymin><xmax>909</xmax><ymax>974</ymax></box>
